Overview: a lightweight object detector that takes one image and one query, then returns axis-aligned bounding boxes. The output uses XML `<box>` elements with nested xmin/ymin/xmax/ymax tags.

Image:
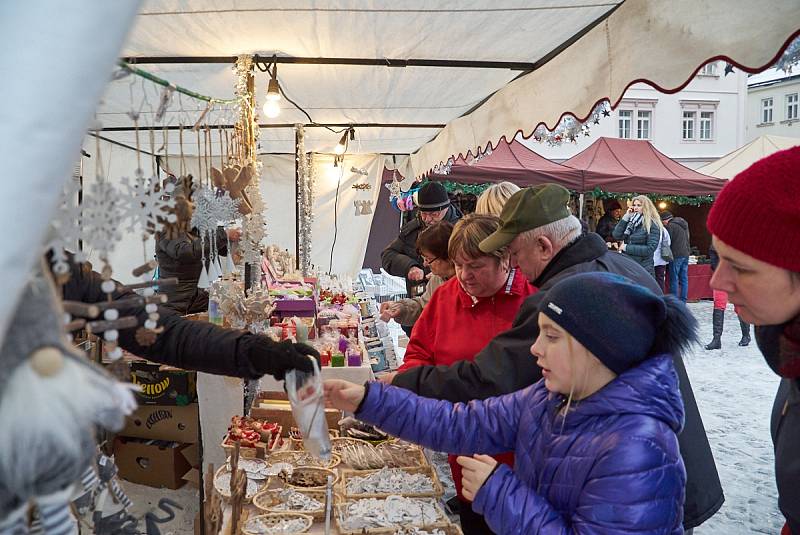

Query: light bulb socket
<box><xmin>266</xmin><ymin>77</ymin><xmax>281</xmax><ymax>101</ymax></box>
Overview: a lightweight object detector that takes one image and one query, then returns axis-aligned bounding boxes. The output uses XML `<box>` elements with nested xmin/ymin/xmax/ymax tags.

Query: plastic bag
<box><xmin>285</xmin><ymin>357</ymin><xmax>332</xmax><ymax>461</ymax></box>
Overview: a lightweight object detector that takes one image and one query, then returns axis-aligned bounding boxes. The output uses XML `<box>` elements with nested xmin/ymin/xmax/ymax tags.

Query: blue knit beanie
<box><xmin>540</xmin><ymin>272</ymin><xmax>698</xmax><ymax>374</ymax></box>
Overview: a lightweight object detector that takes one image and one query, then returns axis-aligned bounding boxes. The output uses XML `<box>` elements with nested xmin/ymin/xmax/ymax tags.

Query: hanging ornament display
<box><xmin>234</xmin><ymin>54</ymin><xmax>266</xmax><ymax>286</ymax></box>
<box><xmin>190</xmin><ymin>186</ymin><xmax>219</xmax><ymax>288</ymax></box>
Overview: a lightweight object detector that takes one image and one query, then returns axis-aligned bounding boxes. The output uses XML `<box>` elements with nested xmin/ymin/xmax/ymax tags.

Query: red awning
<box><xmin>562</xmin><ymin>137</ymin><xmax>728</xmax><ymax>196</ymax></box>
<box><xmin>432</xmin><ymin>139</ymin><xmax>584</xmax><ymax>190</ymax></box>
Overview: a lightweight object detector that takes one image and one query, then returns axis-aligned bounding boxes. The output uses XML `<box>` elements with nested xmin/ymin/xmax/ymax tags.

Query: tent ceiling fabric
<box><xmin>100</xmin><ymin>1</ymin><xmax>623</xmax><ymax>155</ymax></box>
<box><xmin>407</xmin><ymin>0</ymin><xmax>800</xmax><ymax>177</ymax></box>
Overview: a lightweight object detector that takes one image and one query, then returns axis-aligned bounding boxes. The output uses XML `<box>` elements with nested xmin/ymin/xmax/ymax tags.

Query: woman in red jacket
<box><xmin>397</xmin><ymin>213</ymin><xmax>536</xmax><ymax>535</ymax></box>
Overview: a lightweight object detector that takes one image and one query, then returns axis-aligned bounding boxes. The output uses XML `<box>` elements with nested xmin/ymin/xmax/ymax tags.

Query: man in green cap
<box><xmin>390</xmin><ymin>183</ymin><xmax>723</xmax><ymax>533</ymax></box>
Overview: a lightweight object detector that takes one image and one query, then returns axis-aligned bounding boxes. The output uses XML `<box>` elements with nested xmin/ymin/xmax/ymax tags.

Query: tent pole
<box><xmin>579</xmin><ymin>193</ymin><xmax>585</xmax><ymax>220</ymax></box>
<box><xmin>295</xmin><ymin>128</ymin><xmax>301</xmax><ymax>270</ymax></box>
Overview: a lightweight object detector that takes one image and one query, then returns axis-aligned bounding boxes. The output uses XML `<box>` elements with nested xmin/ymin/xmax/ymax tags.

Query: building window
<box><xmin>787</xmin><ymin>93</ymin><xmax>799</xmax><ymax>120</ymax></box>
<box><xmin>700</xmin><ymin>62</ymin><xmax>717</xmax><ymax>76</ymax></box>
<box><xmin>618</xmin><ymin>110</ymin><xmax>632</xmax><ymax>138</ymax></box>
<box><xmin>762</xmin><ymin>97</ymin><xmax>773</xmax><ymax>123</ymax></box>
<box><xmin>682</xmin><ymin>111</ymin><xmax>696</xmax><ymax>140</ymax></box>
<box><xmin>699</xmin><ymin>111</ymin><xmax>714</xmax><ymax>140</ymax></box>
<box><xmin>636</xmin><ymin>110</ymin><xmax>651</xmax><ymax>139</ymax></box>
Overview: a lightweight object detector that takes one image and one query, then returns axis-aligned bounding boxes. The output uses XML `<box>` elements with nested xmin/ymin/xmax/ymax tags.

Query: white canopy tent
<box><xmin>2</xmin><ymin>1</ymin><xmax>800</xmax><ymax>346</ymax></box>
<box><xmin>698</xmin><ymin>134</ymin><xmax>800</xmax><ymax>179</ymax></box>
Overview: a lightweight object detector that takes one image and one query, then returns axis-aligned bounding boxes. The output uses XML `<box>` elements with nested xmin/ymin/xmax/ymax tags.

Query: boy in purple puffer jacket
<box><xmin>325</xmin><ymin>272</ymin><xmax>696</xmax><ymax>534</ymax></box>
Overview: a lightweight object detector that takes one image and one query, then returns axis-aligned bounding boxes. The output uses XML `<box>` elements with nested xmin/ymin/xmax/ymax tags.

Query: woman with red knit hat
<box><xmin>706</xmin><ymin>146</ymin><xmax>800</xmax><ymax>535</ymax></box>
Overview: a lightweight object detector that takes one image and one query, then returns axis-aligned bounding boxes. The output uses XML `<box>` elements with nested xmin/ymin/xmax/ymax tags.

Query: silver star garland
<box><xmin>296</xmin><ymin>125</ymin><xmax>315</xmax><ymax>277</ymax></box>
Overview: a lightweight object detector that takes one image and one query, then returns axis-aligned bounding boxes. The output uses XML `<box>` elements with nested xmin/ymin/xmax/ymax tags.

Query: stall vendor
<box><xmin>57</xmin><ymin>253</ymin><xmax>316</xmax><ymax>380</ymax></box>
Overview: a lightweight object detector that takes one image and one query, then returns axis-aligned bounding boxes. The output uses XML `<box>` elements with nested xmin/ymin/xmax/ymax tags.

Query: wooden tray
<box><xmin>252</xmin><ymin>488</ymin><xmax>336</xmax><ymax>520</ymax></box>
<box><xmin>267</xmin><ymin>450</ymin><xmax>341</xmax><ymax>470</ymax></box>
<box><xmin>279</xmin><ymin>466</ymin><xmax>338</xmax><ymax>491</ymax></box>
<box><xmin>334</xmin><ymin>498</ymin><xmax>449</xmax><ymax>535</ymax></box>
<box><xmin>337</xmin><ymin>466</ymin><xmax>443</xmax><ymax>499</ymax></box>
<box><xmin>374</xmin><ymin>442</ymin><xmax>428</xmax><ymax>468</ymax></box>
<box><xmin>242</xmin><ymin>513</ymin><xmax>313</xmax><ymax>534</ymax></box>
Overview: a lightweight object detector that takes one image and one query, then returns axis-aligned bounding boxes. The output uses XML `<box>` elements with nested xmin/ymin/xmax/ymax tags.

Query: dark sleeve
<box><xmin>624</xmin><ymin>224</ymin><xmax>660</xmax><ymax>258</ymax></box>
<box><xmin>64</xmin><ymin>259</ymin><xmax>260</xmax><ymax>378</ymax></box>
<box><xmin>157</xmin><ymin>226</ymin><xmax>229</xmax><ymax>261</ymax></box>
<box><xmin>611</xmin><ymin>219</ymin><xmax>628</xmax><ymax>241</ymax></box>
<box><xmin>391</xmin><ymin>293</ymin><xmax>544</xmax><ymax>402</ymax></box>
<box><xmin>381</xmin><ymin>235</ymin><xmax>421</xmax><ymax>278</ymax></box>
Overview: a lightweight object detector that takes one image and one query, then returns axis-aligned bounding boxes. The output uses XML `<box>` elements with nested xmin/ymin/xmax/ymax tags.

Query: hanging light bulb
<box><xmin>263</xmin><ymin>99</ymin><xmax>281</xmax><ymax>118</ymax></box>
<box><xmin>334</xmin><ymin>131</ymin><xmax>348</xmax><ymax>155</ymax></box>
<box><xmin>263</xmin><ymin>58</ymin><xmax>282</xmax><ymax>117</ymax></box>
<box><xmin>334</xmin><ymin>127</ymin><xmax>354</xmax><ymax>155</ymax></box>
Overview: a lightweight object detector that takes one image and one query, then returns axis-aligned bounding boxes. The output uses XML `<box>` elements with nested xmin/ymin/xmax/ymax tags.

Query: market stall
<box><xmin>3</xmin><ymin>2</ymin><xmax>800</xmax><ymax>534</ymax></box>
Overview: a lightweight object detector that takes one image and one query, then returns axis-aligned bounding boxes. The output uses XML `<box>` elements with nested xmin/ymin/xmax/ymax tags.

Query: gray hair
<box><xmin>519</xmin><ymin>215</ymin><xmax>582</xmax><ymax>251</ymax></box>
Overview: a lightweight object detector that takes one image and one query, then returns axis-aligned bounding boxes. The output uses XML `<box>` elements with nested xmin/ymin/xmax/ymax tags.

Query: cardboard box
<box><xmin>120</xmin><ymin>404</ymin><xmax>199</xmax><ymax>443</ymax></box>
<box><xmin>129</xmin><ymin>362</ymin><xmax>197</xmax><ymax>406</ymax></box>
<box><xmin>113</xmin><ymin>437</ymin><xmax>195</xmax><ymax>490</ymax></box>
<box><xmin>250</xmin><ymin>392</ymin><xmax>341</xmax><ymax>436</ymax></box>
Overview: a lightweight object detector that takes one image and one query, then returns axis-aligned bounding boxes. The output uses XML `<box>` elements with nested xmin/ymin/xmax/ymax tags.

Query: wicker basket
<box><xmin>267</xmin><ymin>450</ymin><xmax>342</xmax><ymax>470</ymax></box>
<box><xmin>241</xmin><ymin>513</ymin><xmax>313</xmax><ymax>534</ymax></box>
<box><xmin>213</xmin><ymin>465</ymin><xmax>268</xmax><ymax>503</ymax></box>
<box><xmin>334</xmin><ymin>498</ymin><xmax>449</xmax><ymax>535</ymax></box>
<box><xmin>252</xmin><ymin>488</ymin><xmax>336</xmax><ymax>520</ymax></box>
<box><xmin>289</xmin><ymin>429</ymin><xmax>340</xmax><ymax>451</ymax></box>
<box><xmin>337</xmin><ymin>466</ymin><xmax>443</xmax><ymax>499</ymax></box>
<box><xmin>279</xmin><ymin>466</ymin><xmax>338</xmax><ymax>491</ymax></box>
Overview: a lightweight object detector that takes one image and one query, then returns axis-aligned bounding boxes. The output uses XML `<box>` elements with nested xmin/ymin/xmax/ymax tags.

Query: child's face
<box><xmin>531</xmin><ymin>314</ymin><xmax>609</xmax><ymax>398</ymax></box>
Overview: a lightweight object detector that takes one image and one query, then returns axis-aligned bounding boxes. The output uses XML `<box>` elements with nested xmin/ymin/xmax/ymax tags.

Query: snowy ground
<box><xmin>117</xmin><ymin>302</ymin><xmax>785</xmax><ymax>534</ymax></box>
<box><xmin>683</xmin><ymin>301</ymin><xmax>784</xmax><ymax>534</ymax></box>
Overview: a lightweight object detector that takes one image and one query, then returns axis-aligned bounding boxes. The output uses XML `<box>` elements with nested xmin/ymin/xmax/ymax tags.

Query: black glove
<box><xmin>247</xmin><ymin>337</ymin><xmax>318</xmax><ymax>380</ymax></box>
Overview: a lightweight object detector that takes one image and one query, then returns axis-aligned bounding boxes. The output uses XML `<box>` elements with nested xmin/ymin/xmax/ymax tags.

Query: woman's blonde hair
<box><xmin>475</xmin><ymin>182</ymin><xmax>520</xmax><ymax>216</ymax></box>
<box><xmin>448</xmin><ymin>214</ymin><xmax>508</xmax><ymax>263</ymax></box>
<box><xmin>631</xmin><ymin>195</ymin><xmax>664</xmax><ymax>234</ymax></box>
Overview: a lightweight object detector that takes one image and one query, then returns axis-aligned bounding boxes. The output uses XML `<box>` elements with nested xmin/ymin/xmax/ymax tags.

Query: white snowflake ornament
<box><xmin>80</xmin><ymin>180</ymin><xmax>123</xmax><ymax>260</ymax></box>
<box><xmin>119</xmin><ymin>174</ymin><xmax>175</xmax><ymax>235</ymax></box>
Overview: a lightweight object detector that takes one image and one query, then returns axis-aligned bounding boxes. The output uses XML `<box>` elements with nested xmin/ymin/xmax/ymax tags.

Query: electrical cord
<box><xmin>255</xmin><ymin>56</ymin><xmax>350</xmax><ymax>135</ymax></box>
<box><xmin>328</xmin><ymin>163</ymin><xmax>344</xmax><ymax>273</ymax></box>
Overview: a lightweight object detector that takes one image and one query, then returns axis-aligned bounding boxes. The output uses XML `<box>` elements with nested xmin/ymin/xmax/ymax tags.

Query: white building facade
<box><xmin>746</xmin><ymin>68</ymin><xmax>800</xmax><ymax>141</ymax></box>
<box><xmin>519</xmin><ymin>62</ymin><xmax>748</xmax><ymax>169</ymax></box>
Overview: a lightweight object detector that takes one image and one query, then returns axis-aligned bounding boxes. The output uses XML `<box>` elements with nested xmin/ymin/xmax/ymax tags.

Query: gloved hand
<box><xmin>247</xmin><ymin>337</ymin><xmax>318</xmax><ymax>380</ymax></box>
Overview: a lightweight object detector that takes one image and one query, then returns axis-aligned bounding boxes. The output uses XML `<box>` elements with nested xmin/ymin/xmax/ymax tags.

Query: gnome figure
<box><xmin>0</xmin><ymin>259</ymin><xmax>137</xmax><ymax>534</ymax></box>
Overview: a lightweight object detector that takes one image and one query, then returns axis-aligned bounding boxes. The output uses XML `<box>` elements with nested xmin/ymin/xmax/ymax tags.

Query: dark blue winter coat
<box><xmin>358</xmin><ymin>355</ymin><xmax>686</xmax><ymax>534</ymax></box>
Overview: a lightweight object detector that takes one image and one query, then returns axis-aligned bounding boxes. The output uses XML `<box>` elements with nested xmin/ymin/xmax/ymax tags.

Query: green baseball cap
<box><xmin>479</xmin><ymin>184</ymin><xmax>572</xmax><ymax>253</ymax></box>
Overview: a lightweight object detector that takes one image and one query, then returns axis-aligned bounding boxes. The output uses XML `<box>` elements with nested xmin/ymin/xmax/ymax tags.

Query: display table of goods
<box><xmin>207</xmin><ymin>420</ymin><xmax>463</xmax><ymax>535</ymax></box>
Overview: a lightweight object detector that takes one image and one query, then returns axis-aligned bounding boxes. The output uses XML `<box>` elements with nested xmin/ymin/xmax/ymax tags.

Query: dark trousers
<box><xmin>458</xmin><ymin>500</ymin><xmax>494</xmax><ymax>535</ymax></box>
<box><xmin>654</xmin><ymin>264</ymin><xmax>667</xmax><ymax>293</ymax></box>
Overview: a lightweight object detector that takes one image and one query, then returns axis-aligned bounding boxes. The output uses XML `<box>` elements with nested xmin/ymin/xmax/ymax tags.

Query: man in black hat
<box><xmin>381</xmin><ymin>181</ymin><xmax>462</xmax><ymax>303</ymax></box>
<box><xmin>595</xmin><ymin>199</ymin><xmax>623</xmax><ymax>244</ymax></box>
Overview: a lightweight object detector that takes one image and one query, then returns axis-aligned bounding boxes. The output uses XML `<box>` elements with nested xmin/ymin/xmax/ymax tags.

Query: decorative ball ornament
<box><xmin>104</xmin><ymin>330</ymin><xmax>119</xmax><ymax>342</ymax></box>
<box><xmin>30</xmin><ymin>347</ymin><xmax>65</xmax><ymax>377</ymax></box>
<box><xmin>144</xmin><ymin>319</ymin><xmax>157</xmax><ymax>330</ymax></box>
<box><xmin>101</xmin><ymin>280</ymin><xmax>116</xmax><ymax>294</ymax></box>
<box><xmin>145</xmin><ymin>304</ymin><xmax>157</xmax><ymax>314</ymax></box>
<box><xmin>103</xmin><ymin>309</ymin><xmax>119</xmax><ymax>321</ymax></box>
<box><xmin>108</xmin><ymin>347</ymin><xmax>123</xmax><ymax>361</ymax></box>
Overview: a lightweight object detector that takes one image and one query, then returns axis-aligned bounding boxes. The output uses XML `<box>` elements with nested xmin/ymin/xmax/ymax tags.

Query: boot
<box><xmin>738</xmin><ymin>317</ymin><xmax>751</xmax><ymax>346</ymax></box>
<box><xmin>705</xmin><ymin>308</ymin><xmax>724</xmax><ymax>350</ymax></box>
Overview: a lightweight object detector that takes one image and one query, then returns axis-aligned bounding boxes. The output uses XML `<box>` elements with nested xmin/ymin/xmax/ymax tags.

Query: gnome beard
<box><xmin>0</xmin><ymin>259</ymin><xmax>137</xmax><ymax>532</ymax></box>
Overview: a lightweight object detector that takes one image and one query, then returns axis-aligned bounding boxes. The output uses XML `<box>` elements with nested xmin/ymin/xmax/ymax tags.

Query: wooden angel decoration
<box><xmin>211</xmin><ymin>163</ymin><xmax>254</xmax><ymax>216</ymax></box>
<box><xmin>159</xmin><ymin>175</ymin><xmax>195</xmax><ymax>240</ymax></box>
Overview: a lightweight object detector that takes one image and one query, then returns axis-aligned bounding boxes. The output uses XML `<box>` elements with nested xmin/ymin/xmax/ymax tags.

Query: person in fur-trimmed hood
<box><xmin>325</xmin><ymin>272</ymin><xmax>697</xmax><ymax>534</ymax></box>
<box><xmin>707</xmin><ymin>146</ymin><xmax>800</xmax><ymax>535</ymax></box>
